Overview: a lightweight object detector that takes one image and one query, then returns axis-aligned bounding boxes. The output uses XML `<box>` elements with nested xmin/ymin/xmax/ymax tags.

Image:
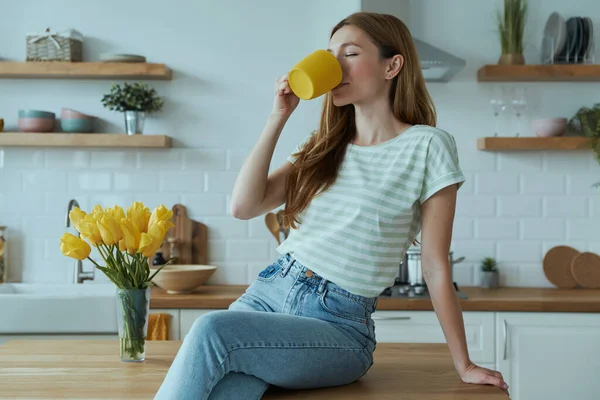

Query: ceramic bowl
<box><xmin>18</xmin><ymin>110</ymin><xmax>55</xmax><ymax>119</ymax></box>
<box><xmin>532</xmin><ymin>118</ymin><xmax>567</xmax><ymax>137</ymax></box>
<box><xmin>150</xmin><ymin>265</ymin><xmax>217</xmax><ymax>294</ymax></box>
<box><xmin>61</xmin><ymin>118</ymin><xmax>95</xmax><ymax>133</ymax></box>
<box><xmin>18</xmin><ymin>117</ymin><xmax>55</xmax><ymax>132</ymax></box>
<box><xmin>60</xmin><ymin>108</ymin><xmax>93</xmax><ymax>120</ymax></box>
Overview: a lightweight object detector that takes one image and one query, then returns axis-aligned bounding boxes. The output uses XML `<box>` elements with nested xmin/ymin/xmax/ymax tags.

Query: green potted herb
<box><xmin>101</xmin><ymin>82</ymin><xmax>164</xmax><ymax>135</ymax></box>
<box><xmin>568</xmin><ymin>103</ymin><xmax>600</xmax><ymax>188</ymax></box>
<box><xmin>480</xmin><ymin>257</ymin><xmax>500</xmax><ymax>289</ymax></box>
<box><xmin>496</xmin><ymin>0</ymin><xmax>528</xmax><ymax>65</ymax></box>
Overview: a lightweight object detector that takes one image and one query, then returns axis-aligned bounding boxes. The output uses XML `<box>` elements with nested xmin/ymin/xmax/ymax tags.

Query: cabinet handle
<box><xmin>503</xmin><ymin>319</ymin><xmax>508</xmax><ymax>360</ymax></box>
<box><xmin>372</xmin><ymin>316</ymin><xmax>411</xmax><ymax>321</ymax></box>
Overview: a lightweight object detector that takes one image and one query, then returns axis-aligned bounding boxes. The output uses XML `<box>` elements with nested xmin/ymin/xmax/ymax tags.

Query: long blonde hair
<box><xmin>282</xmin><ymin>12</ymin><xmax>436</xmax><ymax>229</ymax></box>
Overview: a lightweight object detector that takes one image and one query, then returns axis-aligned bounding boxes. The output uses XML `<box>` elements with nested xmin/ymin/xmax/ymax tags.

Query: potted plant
<box><xmin>60</xmin><ymin>202</ymin><xmax>174</xmax><ymax>362</ymax></box>
<box><xmin>101</xmin><ymin>82</ymin><xmax>164</xmax><ymax>135</ymax></box>
<box><xmin>568</xmin><ymin>103</ymin><xmax>600</xmax><ymax>188</ymax></box>
<box><xmin>496</xmin><ymin>0</ymin><xmax>528</xmax><ymax>65</ymax></box>
<box><xmin>480</xmin><ymin>257</ymin><xmax>500</xmax><ymax>289</ymax></box>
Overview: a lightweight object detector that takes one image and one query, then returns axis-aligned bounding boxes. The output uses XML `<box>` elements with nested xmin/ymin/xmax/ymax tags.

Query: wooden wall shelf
<box><xmin>0</xmin><ymin>133</ymin><xmax>172</xmax><ymax>148</ymax></box>
<box><xmin>477</xmin><ymin>136</ymin><xmax>590</xmax><ymax>151</ymax></box>
<box><xmin>0</xmin><ymin>62</ymin><xmax>172</xmax><ymax>80</ymax></box>
<box><xmin>477</xmin><ymin>64</ymin><xmax>600</xmax><ymax>82</ymax></box>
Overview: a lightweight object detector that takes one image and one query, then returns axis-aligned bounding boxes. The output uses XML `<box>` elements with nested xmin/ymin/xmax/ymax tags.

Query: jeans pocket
<box><xmin>256</xmin><ymin>262</ymin><xmax>282</xmax><ymax>282</ymax></box>
<box><xmin>318</xmin><ymin>290</ymin><xmax>368</xmax><ymax>324</ymax></box>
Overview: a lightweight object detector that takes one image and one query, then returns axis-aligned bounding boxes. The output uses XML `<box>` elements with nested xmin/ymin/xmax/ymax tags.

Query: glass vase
<box><xmin>116</xmin><ymin>287</ymin><xmax>150</xmax><ymax>362</ymax></box>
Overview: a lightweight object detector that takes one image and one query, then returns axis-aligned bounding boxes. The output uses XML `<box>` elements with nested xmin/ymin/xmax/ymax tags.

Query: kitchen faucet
<box><xmin>66</xmin><ymin>199</ymin><xmax>94</xmax><ymax>284</ymax></box>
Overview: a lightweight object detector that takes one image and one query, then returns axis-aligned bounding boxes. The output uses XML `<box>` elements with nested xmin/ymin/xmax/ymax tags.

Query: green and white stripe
<box><xmin>277</xmin><ymin>125</ymin><xmax>465</xmax><ymax>297</ymax></box>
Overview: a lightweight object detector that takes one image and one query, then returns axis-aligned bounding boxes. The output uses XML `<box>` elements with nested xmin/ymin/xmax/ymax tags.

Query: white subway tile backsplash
<box><xmin>566</xmin><ymin>219</ymin><xmax>600</xmax><ymax>240</ymax></box>
<box><xmin>460</xmin><ymin>151</ymin><xmax>496</xmax><ymax>172</ymax></box>
<box><xmin>0</xmin><ymin>150</ymin><xmax>4</xmax><ymax>168</ymax></box>
<box><xmin>133</xmin><ymin>194</ymin><xmax>182</xmax><ymax>210</ymax></box>
<box><xmin>455</xmin><ymin>196</ymin><xmax>496</xmax><ymax>217</ymax></box>
<box><xmin>497</xmin><ymin>152</ymin><xmax>543</xmax><ymax>172</ymax></box>
<box><xmin>522</xmin><ymin>174</ymin><xmax>565</xmax><ymax>194</ymax></box>
<box><xmin>208</xmin><ymin>240</ymin><xmax>227</xmax><ymax>261</ymax></box>
<box><xmin>3</xmin><ymin>192</ymin><xmax>44</xmax><ymax>211</ymax></box>
<box><xmin>203</xmin><ymin>217</ymin><xmax>248</xmax><ymax>239</ymax></box>
<box><xmin>544</xmin><ymin>196</ymin><xmax>588</xmax><ymax>217</ymax></box>
<box><xmin>451</xmin><ymin>240</ymin><xmax>496</xmax><ymax>262</ymax></box>
<box><xmin>207</xmin><ymin>262</ymin><xmax>249</xmax><ymax>285</ymax></box>
<box><xmin>458</xmin><ymin>172</ymin><xmax>475</xmax><ymax>195</ymax></box>
<box><xmin>542</xmin><ymin>241</ymin><xmax>588</xmax><ymax>255</ymax></box>
<box><xmin>453</xmin><ymin>263</ymin><xmax>474</xmax><ymax>286</ymax></box>
<box><xmin>475</xmin><ymin>218</ymin><xmax>519</xmax><ymax>239</ymax></box>
<box><xmin>88</xmin><ymin>194</ymin><xmax>134</xmax><ymax>209</ymax></box>
<box><xmin>516</xmin><ymin>264</ymin><xmax>554</xmax><ymax>288</ymax></box>
<box><xmin>522</xmin><ymin>218</ymin><xmax>565</xmax><ymax>240</ymax></box>
<box><xmin>2</xmin><ymin>149</ymin><xmax>45</xmax><ymax>169</ymax></box>
<box><xmin>545</xmin><ymin>153</ymin><xmax>593</xmax><ymax>173</ymax></box>
<box><xmin>45</xmin><ymin>150</ymin><xmax>90</xmax><ymax>169</ymax></box>
<box><xmin>181</xmin><ymin>194</ymin><xmax>227</xmax><ymax>216</ymax></box>
<box><xmin>138</xmin><ymin>150</ymin><xmax>183</xmax><ymax>170</ymax></box>
<box><xmin>248</xmin><ymin>215</ymin><xmax>277</xmax><ymax>239</ymax></box>
<box><xmin>227</xmin><ymin>149</ymin><xmax>250</xmax><ymax>171</ymax></box>
<box><xmin>225</xmin><ymin>239</ymin><xmax>270</xmax><ymax>261</ymax></box>
<box><xmin>498</xmin><ymin>196</ymin><xmax>542</xmax><ymax>217</ymax></box>
<box><xmin>591</xmin><ymin>197</ymin><xmax>600</xmax><ymax>217</ymax></box>
<box><xmin>114</xmin><ymin>172</ymin><xmax>158</xmax><ymax>191</ymax></box>
<box><xmin>476</xmin><ymin>173</ymin><xmax>519</xmax><ymax>194</ymax></box>
<box><xmin>159</xmin><ymin>171</ymin><xmax>204</xmax><ymax>192</ymax></box>
<box><xmin>205</xmin><ymin>172</ymin><xmax>238</xmax><ymax>194</ymax></box>
<box><xmin>497</xmin><ymin>241</ymin><xmax>542</xmax><ymax>262</ymax></box>
<box><xmin>567</xmin><ymin>174</ymin><xmax>600</xmax><ymax>195</ymax></box>
<box><xmin>23</xmin><ymin>171</ymin><xmax>68</xmax><ymax>192</ymax></box>
<box><xmin>69</xmin><ymin>172</ymin><xmax>112</xmax><ymax>191</ymax></box>
<box><xmin>90</xmin><ymin>151</ymin><xmax>136</xmax><ymax>169</ymax></box>
<box><xmin>452</xmin><ymin>218</ymin><xmax>474</xmax><ymax>240</ymax></box>
<box><xmin>182</xmin><ymin>149</ymin><xmax>226</xmax><ymax>171</ymax></box>
<box><xmin>22</xmin><ymin>216</ymin><xmax>65</xmax><ymax>239</ymax></box>
<box><xmin>0</xmin><ymin>171</ymin><xmax>23</xmax><ymax>193</ymax></box>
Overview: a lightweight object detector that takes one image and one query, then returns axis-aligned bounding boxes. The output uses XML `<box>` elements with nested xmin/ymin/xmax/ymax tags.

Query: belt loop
<box><xmin>317</xmin><ymin>277</ymin><xmax>328</xmax><ymax>295</ymax></box>
<box><xmin>280</xmin><ymin>253</ymin><xmax>294</xmax><ymax>277</ymax></box>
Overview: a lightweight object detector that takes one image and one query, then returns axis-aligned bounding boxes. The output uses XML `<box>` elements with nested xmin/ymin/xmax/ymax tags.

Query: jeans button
<box><xmin>305</xmin><ymin>270</ymin><xmax>314</xmax><ymax>278</ymax></box>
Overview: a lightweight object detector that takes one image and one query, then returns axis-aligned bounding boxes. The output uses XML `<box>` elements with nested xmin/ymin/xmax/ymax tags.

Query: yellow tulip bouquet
<box><xmin>60</xmin><ymin>202</ymin><xmax>174</xmax><ymax>361</ymax></box>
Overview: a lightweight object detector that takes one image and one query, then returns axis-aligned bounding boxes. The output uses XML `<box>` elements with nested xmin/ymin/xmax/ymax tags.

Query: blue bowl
<box><xmin>61</xmin><ymin>118</ymin><xmax>94</xmax><ymax>133</ymax></box>
<box><xmin>19</xmin><ymin>109</ymin><xmax>55</xmax><ymax>119</ymax></box>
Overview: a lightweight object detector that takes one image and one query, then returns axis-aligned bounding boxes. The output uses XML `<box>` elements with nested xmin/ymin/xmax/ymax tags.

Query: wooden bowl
<box><xmin>150</xmin><ymin>264</ymin><xmax>217</xmax><ymax>294</ymax></box>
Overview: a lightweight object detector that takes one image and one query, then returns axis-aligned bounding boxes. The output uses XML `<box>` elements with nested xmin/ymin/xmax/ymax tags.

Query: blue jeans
<box><xmin>154</xmin><ymin>253</ymin><xmax>378</xmax><ymax>400</ymax></box>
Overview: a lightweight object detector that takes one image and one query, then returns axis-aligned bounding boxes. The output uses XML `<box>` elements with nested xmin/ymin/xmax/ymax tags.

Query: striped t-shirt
<box><xmin>276</xmin><ymin>125</ymin><xmax>466</xmax><ymax>297</ymax></box>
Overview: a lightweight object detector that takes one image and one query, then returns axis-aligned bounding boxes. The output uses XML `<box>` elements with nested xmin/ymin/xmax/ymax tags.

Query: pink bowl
<box><xmin>532</xmin><ymin>118</ymin><xmax>567</xmax><ymax>137</ymax></box>
<box><xmin>18</xmin><ymin>117</ymin><xmax>55</xmax><ymax>132</ymax></box>
<box><xmin>61</xmin><ymin>108</ymin><xmax>93</xmax><ymax>120</ymax></box>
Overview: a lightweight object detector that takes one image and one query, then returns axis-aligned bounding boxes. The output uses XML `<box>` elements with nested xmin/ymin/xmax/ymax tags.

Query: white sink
<box><xmin>0</xmin><ymin>284</ymin><xmax>118</xmax><ymax>334</ymax></box>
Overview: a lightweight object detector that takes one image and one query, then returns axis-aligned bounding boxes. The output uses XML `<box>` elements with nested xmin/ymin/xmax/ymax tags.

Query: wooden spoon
<box><xmin>265</xmin><ymin>212</ymin><xmax>281</xmax><ymax>245</ymax></box>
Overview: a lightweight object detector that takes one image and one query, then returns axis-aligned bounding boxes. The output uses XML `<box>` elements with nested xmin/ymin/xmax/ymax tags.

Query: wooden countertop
<box><xmin>150</xmin><ymin>285</ymin><xmax>600</xmax><ymax>312</ymax></box>
<box><xmin>0</xmin><ymin>340</ymin><xmax>508</xmax><ymax>399</ymax></box>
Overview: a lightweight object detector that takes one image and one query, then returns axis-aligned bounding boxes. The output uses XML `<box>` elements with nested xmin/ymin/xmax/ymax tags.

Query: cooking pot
<box><xmin>396</xmin><ymin>249</ymin><xmax>465</xmax><ymax>292</ymax></box>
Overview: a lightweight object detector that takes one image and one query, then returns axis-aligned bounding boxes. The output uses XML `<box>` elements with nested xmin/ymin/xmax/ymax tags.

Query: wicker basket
<box><xmin>26</xmin><ymin>28</ymin><xmax>83</xmax><ymax>62</ymax></box>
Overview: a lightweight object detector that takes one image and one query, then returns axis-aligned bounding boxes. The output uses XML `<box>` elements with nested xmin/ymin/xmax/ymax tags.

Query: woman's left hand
<box><xmin>460</xmin><ymin>362</ymin><xmax>509</xmax><ymax>393</ymax></box>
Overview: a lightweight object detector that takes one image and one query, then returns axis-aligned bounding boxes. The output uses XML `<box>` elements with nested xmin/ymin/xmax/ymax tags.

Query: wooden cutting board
<box><xmin>543</xmin><ymin>245</ymin><xmax>580</xmax><ymax>288</ymax></box>
<box><xmin>154</xmin><ymin>204</ymin><xmax>207</xmax><ymax>265</ymax></box>
<box><xmin>571</xmin><ymin>252</ymin><xmax>600</xmax><ymax>289</ymax></box>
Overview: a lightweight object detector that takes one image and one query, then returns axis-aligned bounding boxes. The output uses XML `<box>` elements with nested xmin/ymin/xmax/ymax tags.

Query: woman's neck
<box><xmin>352</xmin><ymin>97</ymin><xmax>411</xmax><ymax>146</ymax></box>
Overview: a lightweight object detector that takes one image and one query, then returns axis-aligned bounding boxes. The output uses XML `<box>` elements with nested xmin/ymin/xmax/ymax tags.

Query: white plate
<box><xmin>543</xmin><ymin>12</ymin><xmax>567</xmax><ymax>60</ymax></box>
<box><xmin>99</xmin><ymin>53</ymin><xmax>146</xmax><ymax>63</ymax></box>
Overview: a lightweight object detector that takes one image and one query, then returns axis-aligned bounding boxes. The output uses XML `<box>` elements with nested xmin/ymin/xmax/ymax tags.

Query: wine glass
<box><xmin>489</xmin><ymin>87</ymin><xmax>507</xmax><ymax>137</ymax></box>
<box><xmin>510</xmin><ymin>87</ymin><xmax>528</xmax><ymax>137</ymax></box>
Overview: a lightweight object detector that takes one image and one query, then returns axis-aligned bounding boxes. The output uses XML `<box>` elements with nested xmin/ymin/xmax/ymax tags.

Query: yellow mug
<box><xmin>288</xmin><ymin>50</ymin><xmax>342</xmax><ymax>100</ymax></box>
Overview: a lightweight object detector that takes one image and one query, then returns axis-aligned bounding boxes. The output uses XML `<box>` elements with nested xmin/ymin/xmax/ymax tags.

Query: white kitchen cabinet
<box><xmin>180</xmin><ymin>309</ymin><xmax>221</xmax><ymax>338</ymax></box>
<box><xmin>150</xmin><ymin>309</ymin><xmax>180</xmax><ymax>340</ymax></box>
<box><xmin>496</xmin><ymin>312</ymin><xmax>600</xmax><ymax>400</ymax></box>
<box><xmin>372</xmin><ymin>311</ymin><xmax>495</xmax><ymax>364</ymax></box>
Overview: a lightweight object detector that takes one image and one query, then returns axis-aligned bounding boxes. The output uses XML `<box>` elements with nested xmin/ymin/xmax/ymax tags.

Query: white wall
<box><xmin>0</xmin><ymin>0</ymin><xmax>598</xmax><ymax>288</ymax></box>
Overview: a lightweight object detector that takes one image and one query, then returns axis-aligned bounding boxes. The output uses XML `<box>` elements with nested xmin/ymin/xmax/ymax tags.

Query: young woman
<box><xmin>155</xmin><ymin>11</ymin><xmax>509</xmax><ymax>400</ymax></box>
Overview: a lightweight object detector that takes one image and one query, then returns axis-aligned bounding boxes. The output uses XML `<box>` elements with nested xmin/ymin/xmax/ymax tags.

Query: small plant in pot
<box><xmin>495</xmin><ymin>0</ymin><xmax>528</xmax><ymax>65</ymax></box>
<box><xmin>101</xmin><ymin>82</ymin><xmax>164</xmax><ymax>135</ymax></box>
<box><xmin>480</xmin><ymin>257</ymin><xmax>500</xmax><ymax>289</ymax></box>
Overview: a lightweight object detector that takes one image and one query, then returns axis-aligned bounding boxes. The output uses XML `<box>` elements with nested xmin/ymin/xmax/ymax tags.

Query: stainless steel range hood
<box><xmin>414</xmin><ymin>38</ymin><xmax>466</xmax><ymax>82</ymax></box>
